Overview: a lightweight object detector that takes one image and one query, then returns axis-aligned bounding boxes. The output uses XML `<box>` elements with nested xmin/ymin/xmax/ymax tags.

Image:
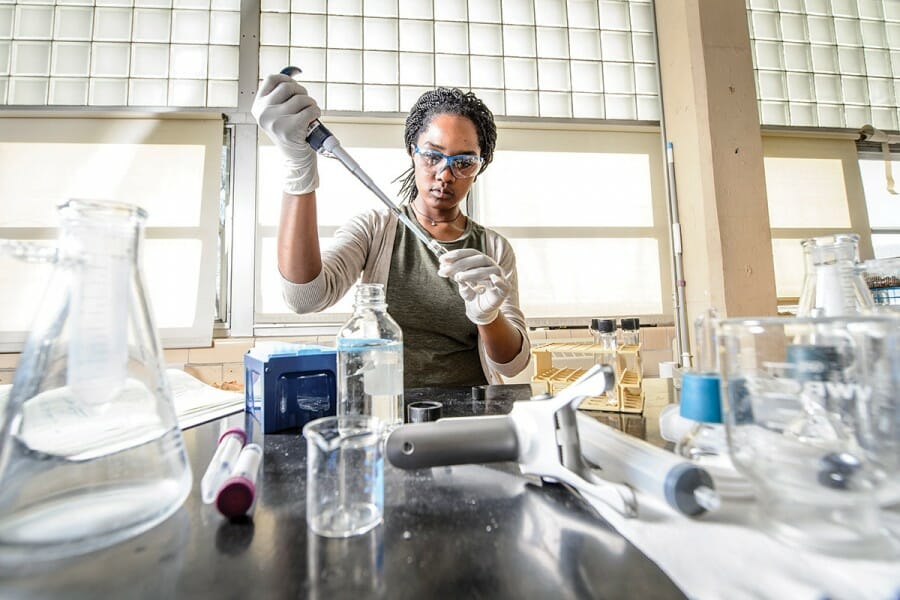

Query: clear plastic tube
<box><xmin>216</xmin><ymin>443</ymin><xmax>263</xmax><ymax>518</ymax></box>
<box><xmin>200</xmin><ymin>428</ymin><xmax>247</xmax><ymax>504</ymax></box>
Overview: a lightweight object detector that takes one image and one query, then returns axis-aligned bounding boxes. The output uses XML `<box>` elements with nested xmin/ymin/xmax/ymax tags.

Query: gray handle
<box><xmin>386</xmin><ymin>416</ymin><xmax>519</xmax><ymax>469</ymax></box>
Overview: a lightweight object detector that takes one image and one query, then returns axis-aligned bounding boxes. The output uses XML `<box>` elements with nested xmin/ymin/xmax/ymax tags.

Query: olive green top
<box><xmin>386</xmin><ymin>204</ymin><xmax>488</xmax><ymax>388</ymax></box>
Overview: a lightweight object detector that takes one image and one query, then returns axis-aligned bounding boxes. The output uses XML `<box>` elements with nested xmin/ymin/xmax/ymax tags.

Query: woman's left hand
<box><xmin>438</xmin><ymin>249</ymin><xmax>511</xmax><ymax>325</ymax></box>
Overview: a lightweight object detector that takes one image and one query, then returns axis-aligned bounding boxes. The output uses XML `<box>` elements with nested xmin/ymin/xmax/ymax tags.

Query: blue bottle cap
<box><xmin>680</xmin><ymin>372</ymin><xmax>723</xmax><ymax>423</ymax></box>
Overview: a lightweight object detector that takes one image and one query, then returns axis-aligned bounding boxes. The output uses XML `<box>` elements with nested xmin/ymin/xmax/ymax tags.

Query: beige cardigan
<box><xmin>281</xmin><ymin>207</ymin><xmax>531</xmax><ymax>384</ymax></box>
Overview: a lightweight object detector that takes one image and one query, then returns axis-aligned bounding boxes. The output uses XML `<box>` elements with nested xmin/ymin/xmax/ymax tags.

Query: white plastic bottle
<box><xmin>336</xmin><ymin>283</ymin><xmax>404</xmax><ymax>428</ymax></box>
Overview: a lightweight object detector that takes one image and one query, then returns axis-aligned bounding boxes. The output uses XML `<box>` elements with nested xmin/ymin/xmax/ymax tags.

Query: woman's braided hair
<box><xmin>395</xmin><ymin>87</ymin><xmax>497</xmax><ymax>205</ymax></box>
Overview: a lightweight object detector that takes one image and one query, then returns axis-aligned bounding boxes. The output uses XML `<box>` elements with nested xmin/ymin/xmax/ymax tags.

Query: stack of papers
<box><xmin>0</xmin><ymin>368</ymin><xmax>244</xmax><ymax>431</ymax></box>
<box><xmin>166</xmin><ymin>368</ymin><xmax>244</xmax><ymax>429</ymax></box>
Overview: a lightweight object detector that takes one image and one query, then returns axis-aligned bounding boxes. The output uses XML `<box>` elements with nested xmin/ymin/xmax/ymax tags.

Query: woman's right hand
<box><xmin>251</xmin><ymin>74</ymin><xmax>322</xmax><ymax>195</ymax></box>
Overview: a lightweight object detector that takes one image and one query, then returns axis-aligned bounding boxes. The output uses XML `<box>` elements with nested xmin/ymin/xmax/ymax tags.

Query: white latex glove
<box><xmin>438</xmin><ymin>248</ymin><xmax>512</xmax><ymax>326</ymax></box>
<box><xmin>251</xmin><ymin>73</ymin><xmax>322</xmax><ymax>195</ymax></box>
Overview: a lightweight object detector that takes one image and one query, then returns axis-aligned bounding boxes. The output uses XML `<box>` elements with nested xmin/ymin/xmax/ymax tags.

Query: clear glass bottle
<box><xmin>0</xmin><ymin>199</ymin><xmax>192</xmax><ymax>565</ymax></box>
<box><xmin>797</xmin><ymin>234</ymin><xmax>874</xmax><ymax>317</ymax></box>
<box><xmin>336</xmin><ymin>283</ymin><xmax>404</xmax><ymax>428</ymax></box>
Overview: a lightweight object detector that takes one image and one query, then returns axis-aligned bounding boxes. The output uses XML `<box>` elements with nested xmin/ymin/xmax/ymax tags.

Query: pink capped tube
<box><xmin>216</xmin><ymin>444</ymin><xmax>263</xmax><ymax>518</ymax></box>
<box><xmin>200</xmin><ymin>428</ymin><xmax>247</xmax><ymax>504</ymax></box>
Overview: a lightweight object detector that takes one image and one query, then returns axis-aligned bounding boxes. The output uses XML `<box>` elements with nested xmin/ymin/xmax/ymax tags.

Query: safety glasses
<box><xmin>413</xmin><ymin>145</ymin><xmax>483</xmax><ymax>179</ymax></box>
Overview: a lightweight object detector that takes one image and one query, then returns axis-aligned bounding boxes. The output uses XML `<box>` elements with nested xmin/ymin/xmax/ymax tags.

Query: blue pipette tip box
<box><xmin>243</xmin><ymin>342</ymin><xmax>337</xmax><ymax>434</ymax></box>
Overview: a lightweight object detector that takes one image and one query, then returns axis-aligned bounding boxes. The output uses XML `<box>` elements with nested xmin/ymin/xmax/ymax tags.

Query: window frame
<box><xmin>857</xmin><ymin>142</ymin><xmax>900</xmax><ymax>255</ymax></box>
<box><xmin>761</xmin><ymin>130</ymin><xmax>875</xmax><ymax>304</ymax></box>
<box><xmin>0</xmin><ymin>111</ymin><xmax>225</xmax><ymax>352</ymax></box>
<box><xmin>249</xmin><ymin>117</ymin><xmax>674</xmax><ymax>333</ymax></box>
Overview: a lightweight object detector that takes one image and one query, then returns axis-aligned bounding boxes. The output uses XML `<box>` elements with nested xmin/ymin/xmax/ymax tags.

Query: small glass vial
<box><xmin>590</xmin><ymin>318</ymin><xmax>617</xmax><ymax>406</ymax></box>
<box><xmin>336</xmin><ymin>283</ymin><xmax>404</xmax><ymax>428</ymax></box>
<box><xmin>591</xmin><ymin>318</ymin><xmax>617</xmax><ymax>351</ymax></box>
<box><xmin>620</xmin><ymin>317</ymin><xmax>641</xmax><ymax>347</ymax></box>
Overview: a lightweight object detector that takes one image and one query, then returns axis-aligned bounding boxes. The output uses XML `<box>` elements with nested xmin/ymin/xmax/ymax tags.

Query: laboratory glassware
<box><xmin>677</xmin><ymin>308</ymin><xmax>726</xmax><ymax>462</ymax></box>
<box><xmin>590</xmin><ymin>318</ymin><xmax>618</xmax><ymax>406</ymax></box>
<box><xmin>620</xmin><ymin>318</ymin><xmax>641</xmax><ymax>346</ymax></box>
<box><xmin>861</xmin><ymin>256</ymin><xmax>900</xmax><ymax>310</ymax></box>
<box><xmin>676</xmin><ymin>309</ymin><xmax>751</xmax><ymax>498</ymax></box>
<box><xmin>336</xmin><ymin>284</ymin><xmax>404</xmax><ymax>428</ymax></box>
<box><xmin>718</xmin><ymin>315</ymin><xmax>900</xmax><ymax>558</ymax></box>
<box><xmin>0</xmin><ymin>199</ymin><xmax>192</xmax><ymax>564</ymax></box>
<box><xmin>304</xmin><ymin>415</ymin><xmax>384</xmax><ymax>538</ymax></box>
<box><xmin>796</xmin><ymin>234</ymin><xmax>875</xmax><ymax>317</ymax></box>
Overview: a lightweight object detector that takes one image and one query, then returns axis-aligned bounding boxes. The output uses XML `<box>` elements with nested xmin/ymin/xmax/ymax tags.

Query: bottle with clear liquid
<box><xmin>336</xmin><ymin>284</ymin><xmax>404</xmax><ymax>428</ymax></box>
<box><xmin>797</xmin><ymin>234</ymin><xmax>874</xmax><ymax>317</ymax></box>
<box><xmin>0</xmin><ymin>199</ymin><xmax>192</xmax><ymax>565</ymax></box>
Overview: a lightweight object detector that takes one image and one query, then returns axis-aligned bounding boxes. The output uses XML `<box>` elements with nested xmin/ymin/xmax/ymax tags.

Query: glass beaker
<box><xmin>304</xmin><ymin>415</ymin><xmax>384</xmax><ymax>538</ymax></box>
<box><xmin>797</xmin><ymin>234</ymin><xmax>875</xmax><ymax>317</ymax></box>
<box><xmin>0</xmin><ymin>199</ymin><xmax>192</xmax><ymax>564</ymax></box>
<box><xmin>718</xmin><ymin>316</ymin><xmax>900</xmax><ymax>558</ymax></box>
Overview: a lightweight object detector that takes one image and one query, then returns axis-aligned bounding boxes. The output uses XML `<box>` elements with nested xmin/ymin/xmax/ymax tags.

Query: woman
<box><xmin>252</xmin><ymin>75</ymin><xmax>530</xmax><ymax>386</ymax></box>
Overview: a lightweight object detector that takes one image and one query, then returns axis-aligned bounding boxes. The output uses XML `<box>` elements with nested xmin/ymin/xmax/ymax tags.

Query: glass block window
<box><xmin>0</xmin><ymin>0</ymin><xmax>242</xmax><ymax>107</ymax></box>
<box><xmin>747</xmin><ymin>0</ymin><xmax>900</xmax><ymax>130</ymax></box>
<box><xmin>258</xmin><ymin>0</ymin><xmax>660</xmax><ymax>120</ymax></box>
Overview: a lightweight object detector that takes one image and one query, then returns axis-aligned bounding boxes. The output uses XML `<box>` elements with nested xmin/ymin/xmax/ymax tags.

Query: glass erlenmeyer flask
<box><xmin>797</xmin><ymin>234</ymin><xmax>875</xmax><ymax>317</ymax></box>
<box><xmin>0</xmin><ymin>199</ymin><xmax>192</xmax><ymax>564</ymax></box>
